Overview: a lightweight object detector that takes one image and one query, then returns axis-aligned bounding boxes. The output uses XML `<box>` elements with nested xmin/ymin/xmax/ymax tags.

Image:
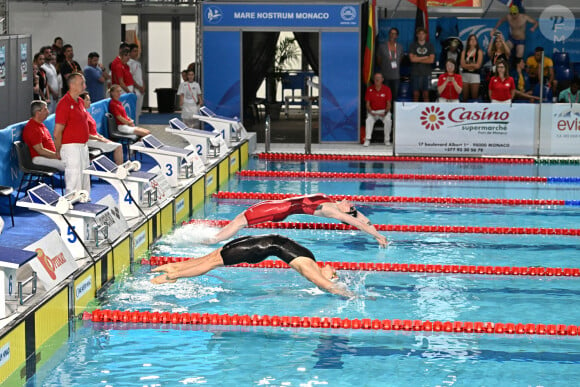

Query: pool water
<box><xmin>29</xmin><ymin>158</ymin><xmax>580</xmax><ymax>386</ymax></box>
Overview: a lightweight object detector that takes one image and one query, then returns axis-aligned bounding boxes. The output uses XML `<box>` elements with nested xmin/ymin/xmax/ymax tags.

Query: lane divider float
<box><xmin>213</xmin><ymin>191</ymin><xmax>580</xmax><ymax>207</ymax></box>
<box><xmin>257</xmin><ymin>153</ymin><xmax>580</xmax><ymax>165</ymax></box>
<box><xmin>238</xmin><ymin>170</ymin><xmax>580</xmax><ymax>183</ymax></box>
<box><xmin>83</xmin><ymin>309</ymin><xmax>580</xmax><ymax>337</ymax></box>
<box><xmin>257</xmin><ymin>153</ymin><xmax>537</xmax><ymax>164</ymax></box>
<box><xmin>142</xmin><ymin>256</ymin><xmax>580</xmax><ymax>278</ymax></box>
<box><xmin>184</xmin><ymin>219</ymin><xmax>580</xmax><ymax>236</ymax></box>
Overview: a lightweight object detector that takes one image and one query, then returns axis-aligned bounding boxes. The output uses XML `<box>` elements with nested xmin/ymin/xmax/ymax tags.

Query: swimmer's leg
<box><xmin>150</xmin><ymin>250</ymin><xmax>224</xmax><ymax>284</ymax></box>
<box><xmin>205</xmin><ymin>213</ymin><xmax>248</xmax><ymax>244</ymax></box>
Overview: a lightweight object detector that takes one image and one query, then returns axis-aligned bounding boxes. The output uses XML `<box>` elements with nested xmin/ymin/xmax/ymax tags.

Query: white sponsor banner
<box><xmin>95</xmin><ymin>195</ymin><xmax>129</xmax><ymax>242</ymax></box>
<box><xmin>540</xmin><ymin>103</ymin><xmax>580</xmax><ymax>156</ymax></box>
<box><xmin>395</xmin><ymin>102</ymin><xmax>536</xmax><ymax>155</ymax></box>
<box><xmin>25</xmin><ymin>230</ymin><xmax>78</xmax><ymax>291</ymax></box>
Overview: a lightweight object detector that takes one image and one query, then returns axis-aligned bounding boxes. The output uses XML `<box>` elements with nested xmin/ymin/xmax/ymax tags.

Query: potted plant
<box><xmin>266</xmin><ymin>37</ymin><xmax>300</xmax><ymax>120</ymax></box>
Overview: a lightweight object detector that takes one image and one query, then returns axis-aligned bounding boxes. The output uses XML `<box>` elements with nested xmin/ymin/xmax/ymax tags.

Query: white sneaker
<box><xmin>363</xmin><ymin>140</ymin><xmax>370</xmax><ymax>147</ymax></box>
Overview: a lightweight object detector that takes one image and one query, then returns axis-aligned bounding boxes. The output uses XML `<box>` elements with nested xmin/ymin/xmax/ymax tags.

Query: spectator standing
<box><xmin>487</xmin><ymin>33</ymin><xmax>510</xmax><ymax>72</ymax></box>
<box><xmin>363</xmin><ymin>72</ymin><xmax>392</xmax><ymax>147</ymax></box>
<box><xmin>84</xmin><ymin>52</ymin><xmax>109</xmax><ymax>102</ymax></box>
<box><xmin>40</xmin><ymin>46</ymin><xmax>60</xmax><ymax>113</ymax></box>
<box><xmin>54</xmin><ymin>73</ymin><xmax>91</xmax><ymax>195</ymax></box>
<box><xmin>108</xmin><ymin>85</ymin><xmax>150</xmax><ymax>138</ymax></box>
<box><xmin>128</xmin><ymin>44</ymin><xmax>145</xmax><ymax>124</ymax></box>
<box><xmin>33</xmin><ymin>53</ymin><xmax>48</xmax><ymax>102</ymax></box>
<box><xmin>22</xmin><ymin>100</ymin><xmax>65</xmax><ymax>171</ymax></box>
<box><xmin>52</xmin><ymin>37</ymin><xmax>64</xmax><ymax>64</ymax></box>
<box><xmin>526</xmin><ymin>47</ymin><xmax>556</xmax><ymax>91</ymax></box>
<box><xmin>460</xmin><ymin>34</ymin><xmax>483</xmax><ymax>101</ymax></box>
<box><xmin>559</xmin><ymin>79</ymin><xmax>580</xmax><ymax>103</ymax></box>
<box><xmin>409</xmin><ymin>27</ymin><xmax>435</xmax><ymax>102</ymax></box>
<box><xmin>59</xmin><ymin>44</ymin><xmax>82</xmax><ymax>95</ymax></box>
<box><xmin>437</xmin><ymin>59</ymin><xmax>462</xmax><ymax>102</ymax></box>
<box><xmin>177</xmin><ymin>68</ymin><xmax>203</xmax><ymax>128</ymax></box>
<box><xmin>488</xmin><ymin>59</ymin><xmax>515</xmax><ymax>103</ymax></box>
<box><xmin>81</xmin><ymin>93</ymin><xmax>123</xmax><ymax>165</ymax></box>
<box><xmin>111</xmin><ymin>48</ymin><xmax>134</xmax><ymax>94</ymax></box>
<box><xmin>376</xmin><ymin>27</ymin><xmax>404</xmax><ymax>101</ymax></box>
<box><xmin>491</xmin><ymin>5</ymin><xmax>538</xmax><ymax>59</ymax></box>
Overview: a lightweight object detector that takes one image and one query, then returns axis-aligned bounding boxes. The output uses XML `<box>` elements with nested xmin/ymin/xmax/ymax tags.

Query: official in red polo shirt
<box><xmin>108</xmin><ymin>84</ymin><xmax>150</xmax><ymax>138</ymax></box>
<box><xmin>364</xmin><ymin>72</ymin><xmax>392</xmax><ymax>146</ymax></box>
<box><xmin>22</xmin><ymin>100</ymin><xmax>65</xmax><ymax>171</ymax></box>
<box><xmin>54</xmin><ymin>72</ymin><xmax>91</xmax><ymax>195</ymax></box>
<box><xmin>437</xmin><ymin>59</ymin><xmax>463</xmax><ymax>102</ymax></box>
<box><xmin>111</xmin><ymin>48</ymin><xmax>134</xmax><ymax>94</ymax></box>
<box><xmin>489</xmin><ymin>59</ymin><xmax>515</xmax><ymax>103</ymax></box>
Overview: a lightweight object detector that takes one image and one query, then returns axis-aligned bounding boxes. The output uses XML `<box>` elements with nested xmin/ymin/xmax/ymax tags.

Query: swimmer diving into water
<box><xmin>206</xmin><ymin>194</ymin><xmax>387</xmax><ymax>247</ymax></box>
<box><xmin>150</xmin><ymin>234</ymin><xmax>356</xmax><ymax>297</ymax></box>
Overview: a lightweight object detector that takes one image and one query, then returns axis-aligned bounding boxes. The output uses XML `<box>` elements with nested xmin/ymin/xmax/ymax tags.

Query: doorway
<box><xmin>242</xmin><ymin>31</ymin><xmax>319</xmax><ymax>143</ymax></box>
<box><xmin>138</xmin><ymin>14</ymin><xmax>197</xmax><ymax>110</ymax></box>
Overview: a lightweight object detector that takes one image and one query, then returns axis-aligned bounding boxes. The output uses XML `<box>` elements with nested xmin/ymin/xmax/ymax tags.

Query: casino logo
<box><xmin>420</xmin><ymin>106</ymin><xmax>445</xmax><ymax>131</ymax></box>
<box><xmin>36</xmin><ymin>248</ymin><xmax>67</xmax><ymax>280</ymax></box>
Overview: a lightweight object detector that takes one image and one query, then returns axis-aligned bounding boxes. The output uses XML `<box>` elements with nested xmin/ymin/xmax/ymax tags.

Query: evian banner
<box><xmin>395</xmin><ymin>103</ymin><xmax>536</xmax><ymax>156</ymax></box>
<box><xmin>25</xmin><ymin>230</ymin><xmax>78</xmax><ymax>291</ymax></box>
<box><xmin>540</xmin><ymin>103</ymin><xmax>580</xmax><ymax>156</ymax></box>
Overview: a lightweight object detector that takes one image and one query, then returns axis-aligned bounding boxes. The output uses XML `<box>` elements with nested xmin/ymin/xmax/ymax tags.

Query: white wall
<box><xmin>8</xmin><ymin>1</ymin><xmax>121</xmax><ymax>69</ymax></box>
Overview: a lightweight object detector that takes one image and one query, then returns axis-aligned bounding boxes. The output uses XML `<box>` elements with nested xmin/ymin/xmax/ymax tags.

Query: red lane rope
<box><xmin>143</xmin><ymin>257</ymin><xmax>580</xmax><ymax>278</ymax></box>
<box><xmin>257</xmin><ymin>153</ymin><xmax>536</xmax><ymax>164</ymax></box>
<box><xmin>184</xmin><ymin>219</ymin><xmax>580</xmax><ymax>236</ymax></box>
<box><xmin>84</xmin><ymin>310</ymin><xmax>579</xmax><ymax>337</ymax></box>
<box><xmin>238</xmin><ymin>170</ymin><xmax>548</xmax><ymax>183</ymax></box>
<box><xmin>213</xmin><ymin>191</ymin><xmax>567</xmax><ymax>207</ymax></box>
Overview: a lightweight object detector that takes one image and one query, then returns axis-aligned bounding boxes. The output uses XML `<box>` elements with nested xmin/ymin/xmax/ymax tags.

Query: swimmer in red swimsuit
<box><xmin>151</xmin><ymin>234</ymin><xmax>355</xmax><ymax>297</ymax></box>
<box><xmin>206</xmin><ymin>194</ymin><xmax>388</xmax><ymax>247</ymax></box>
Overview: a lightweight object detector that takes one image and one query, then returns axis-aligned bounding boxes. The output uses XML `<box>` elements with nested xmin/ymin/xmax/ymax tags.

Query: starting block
<box><xmin>84</xmin><ymin>155</ymin><xmax>158</xmax><ymax>219</ymax></box>
<box><xmin>193</xmin><ymin>106</ymin><xmax>246</xmax><ymax>145</ymax></box>
<box><xmin>16</xmin><ymin>184</ymin><xmax>109</xmax><ymax>259</ymax></box>
<box><xmin>0</xmin><ymin>246</ymin><xmax>37</xmax><ymax>318</ymax></box>
<box><xmin>166</xmin><ymin>118</ymin><xmax>226</xmax><ymax>164</ymax></box>
<box><xmin>130</xmin><ymin>135</ymin><xmax>204</xmax><ymax>188</ymax></box>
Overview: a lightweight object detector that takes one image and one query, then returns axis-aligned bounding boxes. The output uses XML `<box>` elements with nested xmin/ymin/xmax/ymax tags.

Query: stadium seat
<box><xmin>553</xmin><ymin>52</ymin><xmax>570</xmax><ymax>68</ymax></box>
<box><xmin>555</xmin><ymin>66</ymin><xmax>573</xmax><ymax>82</ymax></box>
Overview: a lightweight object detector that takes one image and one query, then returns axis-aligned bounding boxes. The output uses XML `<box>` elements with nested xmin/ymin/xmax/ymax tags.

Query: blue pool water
<box><xmin>30</xmin><ymin>158</ymin><xmax>580</xmax><ymax>386</ymax></box>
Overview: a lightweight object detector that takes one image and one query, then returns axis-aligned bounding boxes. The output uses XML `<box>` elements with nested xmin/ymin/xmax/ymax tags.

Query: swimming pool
<box><xmin>30</xmin><ymin>157</ymin><xmax>580</xmax><ymax>386</ymax></box>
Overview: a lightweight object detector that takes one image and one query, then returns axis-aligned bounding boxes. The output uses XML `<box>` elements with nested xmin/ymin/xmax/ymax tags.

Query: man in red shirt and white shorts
<box><xmin>22</xmin><ymin>100</ymin><xmax>65</xmax><ymax>171</ymax></box>
<box><xmin>364</xmin><ymin>72</ymin><xmax>392</xmax><ymax>146</ymax></box>
<box><xmin>54</xmin><ymin>72</ymin><xmax>91</xmax><ymax>195</ymax></box>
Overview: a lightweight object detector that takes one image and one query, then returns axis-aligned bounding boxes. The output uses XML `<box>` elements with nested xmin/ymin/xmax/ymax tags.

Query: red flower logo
<box><xmin>420</xmin><ymin>106</ymin><xmax>445</xmax><ymax>131</ymax></box>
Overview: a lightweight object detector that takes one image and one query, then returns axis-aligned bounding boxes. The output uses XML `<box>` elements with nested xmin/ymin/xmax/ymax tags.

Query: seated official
<box><xmin>22</xmin><ymin>100</ymin><xmax>65</xmax><ymax>171</ymax></box>
<box><xmin>108</xmin><ymin>84</ymin><xmax>150</xmax><ymax>138</ymax></box>
<box><xmin>80</xmin><ymin>92</ymin><xmax>123</xmax><ymax>164</ymax></box>
<box><xmin>511</xmin><ymin>57</ymin><xmax>539</xmax><ymax>103</ymax></box>
<box><xmin>364</xmin><ymin>72</ymin><xmax>392</xmax><ymax>146</ymax></box>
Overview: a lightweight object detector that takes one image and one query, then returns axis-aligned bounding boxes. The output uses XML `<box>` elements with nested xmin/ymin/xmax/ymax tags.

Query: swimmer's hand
<box><xmin>150</xmin><ymin>273</ymin><xmax>177</xmax><ymax>284</ymax></box>
<box><xmin>327</xmin><ymin>282</ymin><xmax>358</xmax><ymax>298</ymax></box>
<box><xmin>376</xmin><ymin>235</ymin><xmax>388</xmax><ymax>248</ymax></box>
<box><xmin>151</xmin><ymin>264</ymin><xmax>178</xmax><ymax>284</ymax></box>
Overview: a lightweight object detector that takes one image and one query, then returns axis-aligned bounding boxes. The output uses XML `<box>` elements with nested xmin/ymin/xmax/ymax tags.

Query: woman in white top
<box><xmin>177</xmin><ymin>68</ymin><xmax>203</xmax><ymax>128</ymax></box>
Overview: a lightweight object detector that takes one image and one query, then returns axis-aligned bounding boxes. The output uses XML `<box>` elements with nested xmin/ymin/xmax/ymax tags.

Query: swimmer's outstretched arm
<box><xmin>290</xmin><ymin>258</ymin><xmax>356</xmax><ymax>298</ymax></box>
<box><xmin>320</xmin><ymin>207</ymin><xmax>388</xmax><ymax>247</ymax></box>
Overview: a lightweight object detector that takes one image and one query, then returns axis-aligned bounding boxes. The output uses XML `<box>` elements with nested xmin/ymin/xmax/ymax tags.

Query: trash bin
<box><xmin>154</xmin><ymin>88</ymin><xmax>177</xmax><ymax>113</ymax></box>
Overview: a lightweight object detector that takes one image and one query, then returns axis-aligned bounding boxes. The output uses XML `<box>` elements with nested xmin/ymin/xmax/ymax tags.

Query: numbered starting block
<box><xmin>84</xmin><ymin>155</ymin><xmax>158</xmax><ymax>219</ymax></box>
<box><xmin>193</xmin><ymin>106</ymin><xmax>246</xmax><ymax>145</ymax></box>
<box><xmin>166</xmin><ymin>118</ymin><xmax>226</xmax><ymax>164</ymax></box>
<box><xmin>0</xmin><ymin>246</ymin><xmax>37</xmax><ymax>318</ymax></box>
<box><xmin>130</xmin><ymin>135</ymin><xmax>204</xmax><ymax>188</ymax></box>
<box><xmin>16</xmin><ymin>184</ymin><xmax>109</xmax><ymax>259</ymax></box>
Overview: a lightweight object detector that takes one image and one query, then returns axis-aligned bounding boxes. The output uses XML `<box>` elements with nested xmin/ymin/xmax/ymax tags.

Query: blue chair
<box><xmin>573</xmin><ymin>62</ymin><xmax>580</xmax><ymax>78</ymax></box>
<box><xmin>553</xmin><ymin>52</ymin><xmax>570</xmax><ymax>68</ymax></box>
<box><xmin>555</xmin><ymin>66</ymin><xmax>573</xmax><ymax>82</ymax></box>
<box><xmin>398</xmin><ymin>81</ymin><xmax>412</xmax><ymax>101</ymax></box>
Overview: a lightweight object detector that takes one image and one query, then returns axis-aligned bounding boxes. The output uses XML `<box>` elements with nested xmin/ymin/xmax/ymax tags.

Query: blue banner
<box><xmin>203</xmin><ymin>3</ymin><xmax>359</xmax><ymax>28</ymax></box>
